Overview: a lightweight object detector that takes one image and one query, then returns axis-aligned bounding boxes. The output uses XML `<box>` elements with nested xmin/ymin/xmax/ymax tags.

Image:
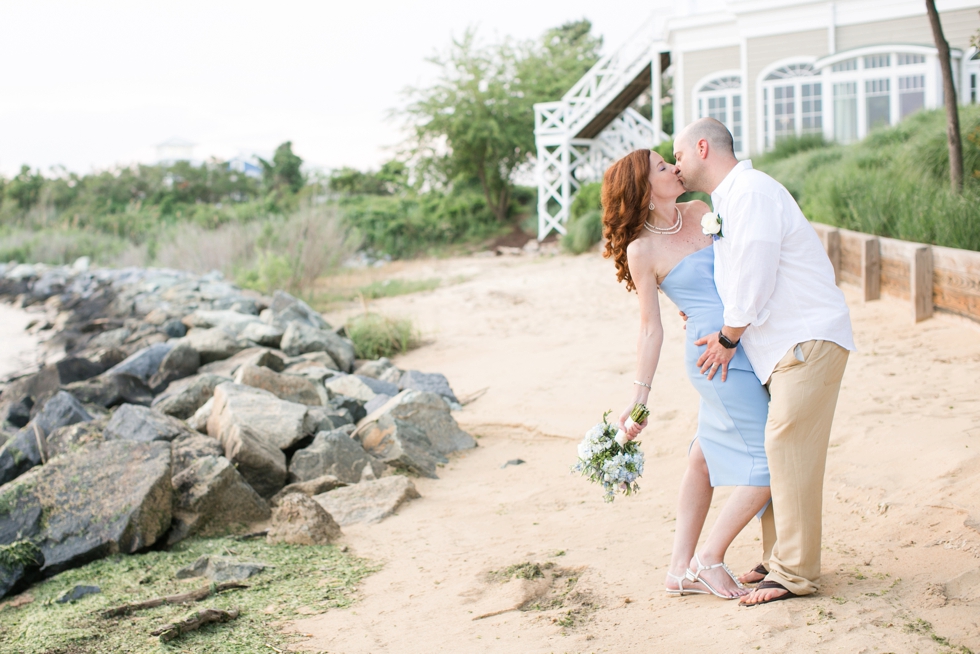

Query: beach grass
<box><xmin>0</xmin><ymin>537</ymin><xmax>378</xmax><ymax>654</ymax></box>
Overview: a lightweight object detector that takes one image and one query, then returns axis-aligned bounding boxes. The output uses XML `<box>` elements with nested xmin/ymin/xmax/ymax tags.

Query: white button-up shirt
<box><xmin>712</xmin><ymin>160</ymin><xmax>855</xmax><ymax>384</ymax></box>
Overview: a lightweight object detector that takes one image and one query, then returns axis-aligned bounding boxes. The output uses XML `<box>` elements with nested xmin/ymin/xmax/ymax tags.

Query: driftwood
<box><xmin>100</xmin><ymin>582</ymin><xmax>248</xmax><ymax>618</ymax></box>
<box><xmin>151</xmin><ymin>607</ymin><xmax>239</xmax><ymax>642</ymax></box>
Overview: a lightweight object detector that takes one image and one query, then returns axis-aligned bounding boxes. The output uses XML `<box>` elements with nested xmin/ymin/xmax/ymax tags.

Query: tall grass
<box><xmin>345</xmin><ymin>312</ymin><xmax>419</xmax><ymax>359</ymax></box>
<box><xmin>756</xmin><ymin>107</ymin><xmax>980</xmax><ymax>252</ymax></box>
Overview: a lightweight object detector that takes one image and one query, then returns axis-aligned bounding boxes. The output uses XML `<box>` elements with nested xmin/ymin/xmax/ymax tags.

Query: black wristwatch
<box><xmin>718</xmin><ymin>331</ymin><xmax>740</xmax><ymax>349</ymax></box>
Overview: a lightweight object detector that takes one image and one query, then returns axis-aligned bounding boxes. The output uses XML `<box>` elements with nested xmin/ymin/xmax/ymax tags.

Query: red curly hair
<box><xmin>601</xmin><ymin>149</ymin><xmax>651</xmax><ymax>292</ymax></box>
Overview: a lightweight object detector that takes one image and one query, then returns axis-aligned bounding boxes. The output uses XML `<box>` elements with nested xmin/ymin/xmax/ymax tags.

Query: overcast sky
<box><xmin>0</xmin><ymin>0</ymin><xmax>649</xmax><ymax>177</ymax></box>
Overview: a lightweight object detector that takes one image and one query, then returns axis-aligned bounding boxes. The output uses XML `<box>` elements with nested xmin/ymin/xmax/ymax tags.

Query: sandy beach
<box><xmin>289</xmin><ymin>250</ymin><xmax>980</xmax><ymax>653</ymax></box>
<box><xmin>1</xmin><ymin>250</ymin><xmax>977</xmax><ymax>653</ymax></box>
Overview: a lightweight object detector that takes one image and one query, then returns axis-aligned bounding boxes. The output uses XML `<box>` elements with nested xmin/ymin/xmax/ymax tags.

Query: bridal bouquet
<box><xmin>572</xmin><ymin>406</ymin><xmax>648</xmax><ymax>502</ymax></box>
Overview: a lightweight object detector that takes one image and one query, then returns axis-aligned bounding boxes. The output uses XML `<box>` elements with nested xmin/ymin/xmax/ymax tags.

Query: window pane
<box><xmin>764</xmin><ymin>87</ymin><xmax>770</xmax><ymax>148</ymax></box>
<box><xmin>801</xmin><ymin>83</ymin><xmax>822</xmax><ymax>133</ymax></box>
<box><xmin>732</xmin><ymin>94</ymin><xmax>742</xmax><ymax>152</ymax></box>
<box><xmin>708</xmin><ymin>96</ymin><xmax>727</xmax><ymax>124</ymax></box>
<box><xmin>834</xmin><ymin>82</ymin><xmax>857</xmax><ymax>143</ymax></box>
<box><xmin>864</xmin><ymin>54</ymin><xmax>891</xmax><ymax>69</ymax></box>
<box><xmin>899</xmin><ymin>75</ymin><xmax>925</xmax><ymax>119</ymax></box>
<box><xmin>866</xmin><ymin>79</ymin><xmax>890</xmax><ymax>131</ymax></box>
<box><xmin>832</xmin><ymin>58</ymin><xmax>857</xmax><ymax>72</ymax></box>
<box><xmin>773</xmin><ymin>85</ymin><xmax>795</xmax><ymax>140</ymax></box>
<box><xmin>897</xmin><ymin>53</ymin><xmax>926</xmax><ymax>66</ymax></box>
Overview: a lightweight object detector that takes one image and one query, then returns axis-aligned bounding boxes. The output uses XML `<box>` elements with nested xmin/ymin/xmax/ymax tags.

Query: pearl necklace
<box><xmin>643</xmin><ymin>206</ymin><xmax>683</xmax><ymax>235</ymax></box>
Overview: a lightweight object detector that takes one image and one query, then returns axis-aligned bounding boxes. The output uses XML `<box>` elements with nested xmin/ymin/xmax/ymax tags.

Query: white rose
<box><xmin>701</xmin><ymin>212</ymin><xmax>722</xmax><ymax>235</ymax></box>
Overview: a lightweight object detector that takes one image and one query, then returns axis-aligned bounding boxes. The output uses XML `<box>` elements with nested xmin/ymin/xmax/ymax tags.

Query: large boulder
<box><xmin>280</xmin><ymin>322</ymin><xmax>355</xmax><ymax>372</ymax></box>
<box><xmin>233</xmin><ymin>364</ymin><xmax>322</xmax><ymax>406</ymax></box>
<box><xmin>0</xmin><ymin>391</ymin><xmax>93</xmax><ymax>486</ymax></box>
<box><xmin>182</xmin><ymin>328</ymin><xmax>245</xmax><ymax>364</ymax></box>
<box><xmin>147</xmin><ymin>341</ymin><xmax>200</xmax><ymax>392</ymax></box>
<box><xmin>270</xmin><ymin>475</ymin><xmax>346</xmax><ymax>506</ymax></box>
<box><xmin>267</xmin><ymin>494</ymin><xmax>341</xmax><ymax>545</ymax></box>
<box><xmin>151</xmin><ymin>373</ymin><xmax>230</xmax><ymax>420</ymax></box>
<box><xmin>207</xmin><ymin>383</ymin><xmax>309</xmax><ymax>451</ymax></box>
<box><xmin>102</xmin><ymin>342</ymin><xmax>174</xmax><ymax>384</ymax></box>
<box><xmin>0</xmin><ymin>355</ymin><xmax>117</xmax><ymax>428</ymax></box>
<box><xmin>302</xmin><ymin>406</ymin><xmax>354</xmax><ymax>435</ymax></box>
<box><xmin>47</xmin><ymin>420</ymin><xmax>107</xmax><ymax>459</ymax></box>
<box><xmin>212</xmin><ymin>423</ymin><xmax>286</xmax><ymax>499</ymax></box>
<box><xmin>103</xmin><ymin>404</ymin><xmax>194</xmax><ymax>443</ymax></box>
<box><xmin>324</xmin><ymin>375</ymin><xmax>398</xmax><ymax>403</ymax></box>
<box><xmin>0</xmin><ymin>440</ymin><xmax>172</xmax><ymax>585</ymax></box>
<box><xmin>197</xmin><ymin>347</ymin><xmax>285</xmax><ymax>377</ymax></box>
<box><xmin>353</xmin><ymin>357</ymin><xmax>396</xmax><ymax>379</ymax></box>
<box><xmin>353</xmin><ymin>391</ymin><xmax>476</xmax><ymax>479</ymax></box>
<box><xmin>264</xmin><ymin>290</ymin><xmax>330</xmax><ymax>330</ymax></box>
<box><xmin>288</xmin><ymin>428</ymin><xmax>386</xmax><ymax>484</ymax></box>
<box><xmin>171</xmin><ymin>432</ymin><xmax>224</xmax><ymax>476</ymax></box>
<box><xmin>182</xmin><ymin>309</ymin><xmax>260</xmax><ymax>331</ymax></box>
<box><xmin>398</xmin><ymin>370</ymin><xmax>460</xmax><ymax>405</ymax></box>
<box><xmin>313</xmin><ymin>476</ymin><xmax>420</xmax><ymax>526</ymax></box>
<box><xmin>64</xmin><ymin>373</ymin><xmax>154</xmax><ymax>409</ymax></box>
<box><xmin>168</xmin><ymin>455</ymin><xmax>271</xmax><ymax>544</ymax></box>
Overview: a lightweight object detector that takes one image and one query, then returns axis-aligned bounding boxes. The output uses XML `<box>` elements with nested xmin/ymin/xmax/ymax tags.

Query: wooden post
<box><xmin>861</xmin><ymin>235</ymin><xmax>881</xmax><ymax>301</ymax></box>
<box><xmin>810</xmin><ymin>222</ymin><xmax>841</xmax><ymax>285</ymax></box>
<box><xmin>911</xmin><ymin>245</ymin><xmax>934</xmax><ymax>323</ymax></box>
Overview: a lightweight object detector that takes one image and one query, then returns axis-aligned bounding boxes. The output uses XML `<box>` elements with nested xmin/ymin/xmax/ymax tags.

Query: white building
<box><xmin>534</xmin><ymin>0</ymin><xmax>980</xmax><ymax>239</ymax></box>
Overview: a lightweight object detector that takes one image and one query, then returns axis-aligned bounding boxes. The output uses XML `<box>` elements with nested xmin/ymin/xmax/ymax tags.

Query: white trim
<box><xmin>741</xmin><ymin>37</ymin><xmax>750</xmax><ymax>158</ymax></box>
<box><xmin>675</xmin><ymin>50</ymin><xmax>685</xmax><ymax>135</ymax></box>
<box><xmin>815</xmin><ymin>43</ymin><xmax>963</xmax><ymax>70</ymax></box>
<box><xmin>691</xmin><ymin>69</ymin><xmax>747</xmax><ymax>156</ymax></box>
<box><xmin>827</xmin><ymin>2</ymin><xmax>836</xmax><ymax>55</ymax></box>
<box><xmin>691</xmin><ymin>68</ymin><xmax>744</xmax><ymax>95</ymax></box>
<box><xmin>755</xmin><ymin>56</ymin><xmax>820</xmax><ymax>151</ymax></box>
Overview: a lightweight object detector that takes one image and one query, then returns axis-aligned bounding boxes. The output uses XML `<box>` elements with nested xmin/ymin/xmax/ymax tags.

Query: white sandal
<box><xmin>666</xmin><ymin>571</ymin><xmax>709</xmax><ymax>597</ymax></box>
<box><xmin>685</xmin><ymin>553</ymin><xmax>745</xmax><ymax>599</ymax></box>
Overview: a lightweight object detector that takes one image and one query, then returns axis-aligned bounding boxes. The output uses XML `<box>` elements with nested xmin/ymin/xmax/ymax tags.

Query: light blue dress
<box><xmin>659</xmin><ymin>246</ymin><xmax>770</xmax><ymax>488</ymax></box>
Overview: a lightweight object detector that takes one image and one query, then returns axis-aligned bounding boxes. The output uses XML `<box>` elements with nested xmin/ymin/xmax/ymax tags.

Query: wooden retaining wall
<box><xmin>811</xmin><ymin>222</ymin><xmax>980</xmax><ymax>324</ymax></box>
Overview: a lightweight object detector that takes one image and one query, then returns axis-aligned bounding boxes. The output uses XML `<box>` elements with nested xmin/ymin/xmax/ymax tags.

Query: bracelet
<box><xmin>633</xmin><ymin>380</ymin><xmax>652</xmax><ymax>389</ymax></box>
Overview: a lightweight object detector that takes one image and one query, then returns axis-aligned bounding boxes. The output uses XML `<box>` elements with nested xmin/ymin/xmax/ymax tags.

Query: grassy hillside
<box><xmin>755</xmin><ymin>106</ymin><xmax>980</xmax><ymax>252</ymax></box>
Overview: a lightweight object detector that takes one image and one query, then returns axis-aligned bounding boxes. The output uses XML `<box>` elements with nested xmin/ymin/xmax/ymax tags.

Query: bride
<box><xmin>602</xmin><ymin>149</ymin><xmax>772</xmax><ymax>599</ymax></box>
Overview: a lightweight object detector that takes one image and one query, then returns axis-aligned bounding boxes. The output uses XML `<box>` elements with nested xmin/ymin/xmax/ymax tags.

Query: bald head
<box><xmin>676</xmin><ymin>118</ymin><xmax>736</xmax><ymax>158</ymax></box>
<box><xmin>672</xmin><ymin>118</ymin><xmax>739</xmax><ymax>194</ymax></box>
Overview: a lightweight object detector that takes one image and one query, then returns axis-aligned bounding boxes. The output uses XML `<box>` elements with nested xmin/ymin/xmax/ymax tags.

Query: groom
<box><xmin>673</xmin><ymin>118</ymin><xmax>855</xmax><ymax>605</ymax></box>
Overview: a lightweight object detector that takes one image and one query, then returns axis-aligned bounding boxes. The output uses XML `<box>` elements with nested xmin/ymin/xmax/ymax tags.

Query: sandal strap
<box><xmin>689</xmin><ymin>554</ymin><xmax>745</xmax><ymax>589</ymax></box>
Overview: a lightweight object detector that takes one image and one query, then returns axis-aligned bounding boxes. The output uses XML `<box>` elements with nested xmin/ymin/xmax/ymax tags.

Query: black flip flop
<box><xmin>739</xmin><ymin>580</ymin><xmax>799</xmax><ymax>607</ymax></box>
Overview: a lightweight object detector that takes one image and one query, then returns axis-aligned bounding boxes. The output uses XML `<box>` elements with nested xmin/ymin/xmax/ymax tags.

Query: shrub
<box><xmin>561</xmin><ymin>182</ymin><xmax>604</xmax><ymax>254</ymax></box>
<box><xmin>345</xmin><ymin>312</ymin><xmax>419</xmax><ymax>359</ymax></box>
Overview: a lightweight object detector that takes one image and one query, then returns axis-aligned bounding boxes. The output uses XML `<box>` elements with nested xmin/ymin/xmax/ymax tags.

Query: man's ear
<box><xmin>698</xmin><ymin>138</ymin><xmax>710</xmax><ymax>160</ymax></box>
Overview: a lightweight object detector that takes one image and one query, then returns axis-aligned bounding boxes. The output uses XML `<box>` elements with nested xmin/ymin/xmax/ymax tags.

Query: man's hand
<box><xmin>694</xmin><ymin>331</ymin><xmax>736</xmax><ymax>381</ymax></box>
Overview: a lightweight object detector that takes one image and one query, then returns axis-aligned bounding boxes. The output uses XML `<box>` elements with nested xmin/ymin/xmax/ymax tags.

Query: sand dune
<box><xmin>290</xmin><ymin>250</ymin><xmax>980</xmax><ymax>653</ymax></box>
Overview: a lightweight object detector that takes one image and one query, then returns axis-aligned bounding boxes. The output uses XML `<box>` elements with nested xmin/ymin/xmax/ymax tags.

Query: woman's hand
<box><xmin>618</xmin><ymin>405</ymin><xmax>648</xmax><ymax>440</ymax></box>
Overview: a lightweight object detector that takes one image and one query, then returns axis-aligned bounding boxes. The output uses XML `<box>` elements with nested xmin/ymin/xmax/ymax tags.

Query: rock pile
<box><xmin>0</xmin><ymin>261</ymin><xmax>475</xmax><ymax>598</ymax></box>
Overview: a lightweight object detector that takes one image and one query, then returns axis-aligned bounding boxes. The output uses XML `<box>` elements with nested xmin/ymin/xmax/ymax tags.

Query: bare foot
<box><xmin>738</xmin><ymin>564</ymin><xmax>766</xmax><ymax>585</ymax></box>
<box><xmin>739</xmin><ymin>583</ymin><xmax>795</xmax><ymax>606</ymax></box>
<box><xmin>688</xmin><ymin>555</ymin><xmax>750</xmax><ymax>599</ymax></box>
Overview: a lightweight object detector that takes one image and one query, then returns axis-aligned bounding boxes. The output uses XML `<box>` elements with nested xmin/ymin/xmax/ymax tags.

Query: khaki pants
<box><xmin>759</xmin><ymin>340</ymin><xmax>849</xmax><ymax>596</ymax></box>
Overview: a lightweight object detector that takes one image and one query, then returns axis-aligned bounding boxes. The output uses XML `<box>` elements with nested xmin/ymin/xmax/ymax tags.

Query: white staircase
<box><xmin>534</xmin><ymin>14</ymin><xmax>670</xmax><ymax>240</ymax></box>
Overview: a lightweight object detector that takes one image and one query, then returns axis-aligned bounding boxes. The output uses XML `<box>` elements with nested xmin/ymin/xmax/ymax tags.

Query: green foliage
<box><xmin>561</xmin><ymin>182</ymin><xmax>604</xmax><ymax>254</ymax></box>
<box><xmin>345</xmin><ymin>312</ymin><xmax>419</xmax><ymax>360</ymax></box>
<box><xmin>5</xmin><ymin>166</ymin><xmax>44</xmax><ymax>211</ymax></box>
<box><xmin>401</xmin><ymin>21</ymin><xmax>601</xmax><ymax>223</ymax></box>
<box><xmin>653</xmin><ymin>140</ymin><xmax>675</xmax><ymax>164</ymax></box>
<box><xmin>756</xmin><ymin>106</ymin><xmax>980</xmax><ymax>252</ymax></box>
<box><xmin>570</xmin><ymin>182</ymin><xmax>602</xmax><ymax>220</ymax></box>
<box><xmin>0</xmin><ymin>536</ymin><xmax>377</xmax><ymax>653</ymax></box>
<box><xmin>258</xmin><ymin>141</ymin><xmax>305</xmax><ymax>194</ymax></box>
<box><xmin>329</xmin><ymin>161</ymin><xmax>407</xmax><ymax>196</ymax></box>
<box><xmin>0</xmin><ymin>540</ymin><xmax>42</xmax><ymax>568</ymax></box>
<box><xmin>754</xmin><ymin>133</ymin><xmax>828</xmax><ymax>166</ymax></box>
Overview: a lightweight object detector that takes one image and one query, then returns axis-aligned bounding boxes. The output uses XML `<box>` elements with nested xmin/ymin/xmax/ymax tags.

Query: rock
<box><xmin>182</xmin><ymin>309</ymin><xmax>260</xmax><ymax>331</ymax></box>
<box><xmin>212</xmin><ymin>423</ymin><xmax>286</xmax><ymax>499</ymax></box>
<box><xmin>162</xmin><ymin>318</ymin><xmax>187</xmax><ymax>338</ymax></box>
<box><xmin>0</xmin><ymin>359</ymin><xmax>106</xmax><ymax>428</ymax></box>
<box><xmin>147</xmin><ymin>342</ymin><xmax>200</xmax><ymax>392</ymax></box>
<box><xmin>208</xmin><ymin>383</ymin><xmax>309</xmax><ymax>451</ymax></box>
<box><xmin>64</xmin><ymin>373</ymin><xmax>154</xmax><ymax>408</ymax></box>
<box><xmin>198</xmin><ymin>347</ymin><xmax>286</xmax><ymax>377</ymax></box>
<box><xmin>270</xmin><ymin>475</ymin><xmax>347</xmax><ymax>506</ymax></box>
<box><xmin>0</xmin><ymin>440</ymin><xmax>172</xmax><ymax>578</ymax></box>
<box><xmin>313</xmin><ymin>476</ymin><xmax>420</xmax><ymax>526</ymax></box>
<box><xmin>289</xmin><ymin>428</ymin><xmax>386</xmax><ymax>485</ymax></box>
<box><xmin>331</xmin><ymin>395</ymin><xmax>366</xmax><ymax>423</ymax></box>
<box><xmin>240</xmin><ymin>322</ymin><xmax>283</xmax><ymax>347</ymax></box>
<box><xmin>46</xmin><ymin>420</ymin><xmax>106</xmax><ymax>459</ymax></box>
<box><xmin>378</xmin><ymin>366</ymin><xmax>403</xmax><ymax>385</ymax></box>
<box><xmin>0</xmin><ymin>541</ymin><xmax>44</xmax><ymax>599</ymax></box>
<box><xmin>353</xmin><ymin>357</ymin><xmax>395</xmax><ymax>379</ymax></box>
<box><xmin>398</xmin><ymin>370</ymin><xmax>460</xmax><ymax>405</ymax></box>
<box><xmin>56</xmin><ymin>584</ymin><xmax>101</xmax><ymax>603</ymax></box>
<box><xmin>265</xmin><ymin>290</ymin><xmax>330</xmax><ymax>330</ymax></box>
<box><xmin>267</xmin><ymin>494</ymin><xmax>342</xmax><ymax>545</ymax></box>
<box><xmin>302</xmin><ymin>406</ymin><xmax>354</xmax><ymax>434</ymax></box>
<box><xmin>353</xmin><ymin>391</ymin><xmax>476</xmax><ymax>479</ymax></box>
<box><xmin>170</xmin><ymin>432</ymin><xmax>224</xmax><ymax>475</ymax></box>
<box><xmin>280</xmin><ymin>322</ymin><xmax>355</xmax><ymax>372</ymax></box>
<box><xmin>152</xmin><ymin>373</ymin><xmax>230</xmax><ymax>420</ymax></box>
<box><xmin>0</xmin><ymin>391</ymin><xmax>93</xmax><ymax>486</ymax></box>
<box><xmin>103</xmin><ymin>404</ymin><xmax>193</xmax><ymax>443</ymax></box>
<box><xmin>363</xmin><ymin>394</ymin><xmax>393</xmax><ymax>415</ymax></box>
<box><xmin>182</xmin><ymin>328</ymin><xmax>245</xmax><ymax>364</ymax></box>
<box><xmin>187</xmin><ymin>398</ymin><xmax>214</xmax><ymax>433</ymax></box>
<box><xmin>325</xmin><ymin>375</ymin><xmax>398</xmax><ymax>403</ymax></box>
<box><xmin>175</xmin><ymin>555</ymin><xmax>269</xmax><ymax>582</ymax></box>
<box><xmin>103</xmin><ymin>342</ymin><xmax>175</xmax><ymax>384</ymax></box>
<box><xmin>284</xmin><ymin>351</ymin><xmax>340</xmax><ymax>373</ymax></box>
<box><xmin>169</xmin><ymin>455</ymin><xmax>271</xmax><ymax>544</ymax></box>
<box><xmin>233</xmin><ymin>364</ymin><xmax>322</xmax><ymax>406</ymax></box>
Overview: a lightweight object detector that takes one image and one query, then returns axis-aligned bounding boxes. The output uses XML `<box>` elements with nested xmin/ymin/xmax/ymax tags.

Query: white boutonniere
<box><xmin>701</xmin><ymin>212</ymin><xmax>724</xmax><ymax>241</ymax></box>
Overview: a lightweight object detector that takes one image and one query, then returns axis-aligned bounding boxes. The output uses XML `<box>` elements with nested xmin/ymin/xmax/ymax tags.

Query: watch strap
<box><xmin>718</xmin><ymin>332</ymin><xmax>739</xmax><ymax>349</ymax></box>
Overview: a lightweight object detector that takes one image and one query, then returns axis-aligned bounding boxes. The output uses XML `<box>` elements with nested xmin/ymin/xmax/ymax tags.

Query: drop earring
<box><xmin>649</xmin><ymin>202</ymin><xmax>656</xmax><ymax>211</ymax></box>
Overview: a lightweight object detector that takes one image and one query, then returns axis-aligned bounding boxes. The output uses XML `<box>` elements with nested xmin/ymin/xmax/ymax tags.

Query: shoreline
<box><xmin>0</xmin><ymin>302</ymin><xmax>41</xmax><ymax>382</ymax></box>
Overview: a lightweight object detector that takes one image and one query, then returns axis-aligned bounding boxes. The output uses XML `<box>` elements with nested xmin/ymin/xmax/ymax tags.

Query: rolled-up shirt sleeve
<box><xmin>721</xmin><ymin>191</ymin><xmax>782</xmax><ymax>328</ymax></box>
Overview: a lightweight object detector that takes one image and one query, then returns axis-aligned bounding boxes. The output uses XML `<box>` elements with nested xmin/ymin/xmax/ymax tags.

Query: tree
<box><xmin>5</xmin><ymin>165</ymin><xmax>44</xmax><ymax>210</ymax></box>
<box><xmin>926</xmin><ymin>0</ymin><xmax>964</xmax><ymax>193</ymax></box>
<box><xmin>401</xmin><ymin>21</ymin><xmax>601</xmax><ymax>223</ymax></box>
<box><xmin>259</xmin><ymin>141</ymin><xmax>306</xmax><ymax>194</ymax></box>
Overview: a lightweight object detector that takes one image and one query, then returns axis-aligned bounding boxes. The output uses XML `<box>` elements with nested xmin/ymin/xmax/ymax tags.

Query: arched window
<box><xmin>966</xmin><ymin>49</ymin><xmax>980</xmax><ymax>104</ymax></box>
<box><xmin>695</xmin><ymin>75</ymin><xmax>744</xmax><ymax>153</ymax></box>
<box><xmin>761</xmin><ymin>62</ymin><xmax>822</xmax><ymax>150</ymax></box>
